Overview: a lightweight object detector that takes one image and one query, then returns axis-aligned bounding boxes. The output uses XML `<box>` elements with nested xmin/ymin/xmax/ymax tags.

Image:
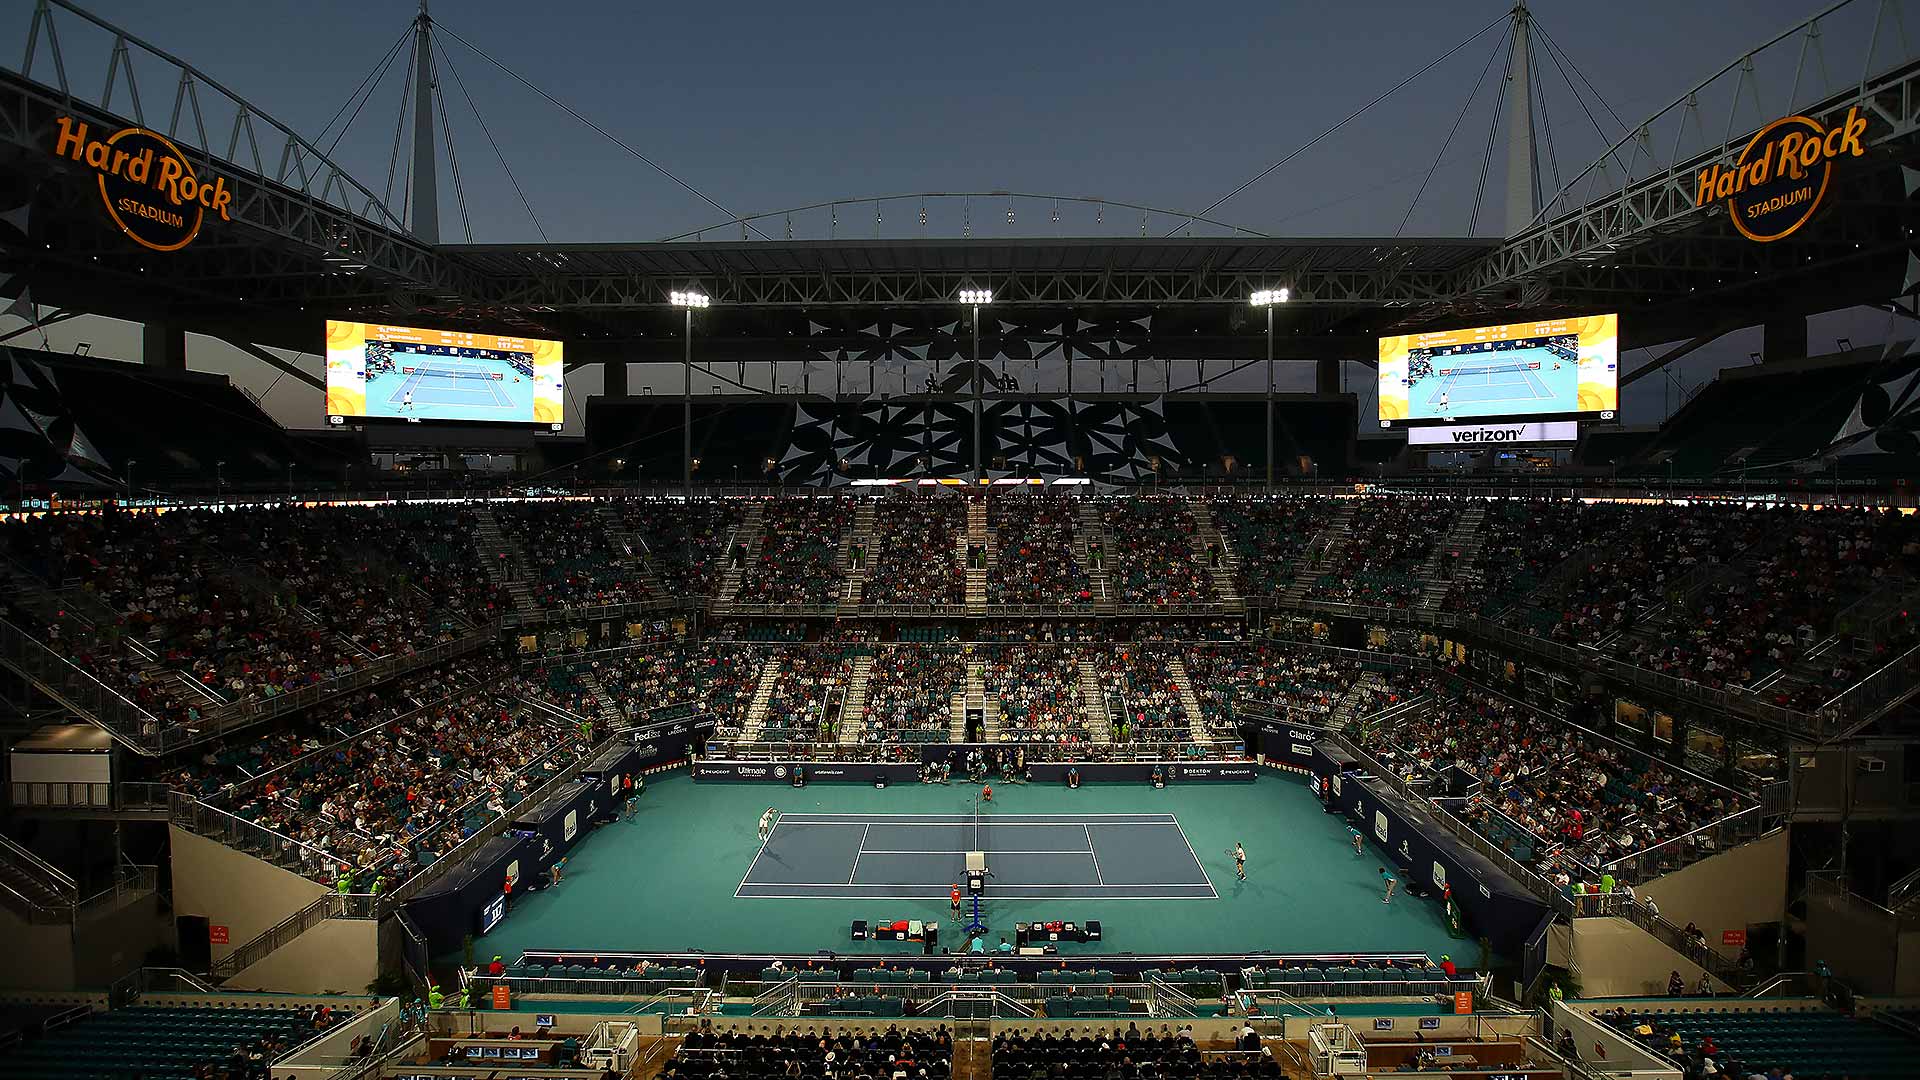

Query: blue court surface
<box><xmin>739</xmin><ymin>812</ymin><xmax>1216</xmax><ymax>900</ymax></box>
<box><xmin>1409</xmin><ymin>344</ymin><xmax>1577</xmax><ymax>422</ymax></box>
<box><xmin>364</xmin><ymin>351</ymin><xmax>535</xmax><ymax>422</ymax></box>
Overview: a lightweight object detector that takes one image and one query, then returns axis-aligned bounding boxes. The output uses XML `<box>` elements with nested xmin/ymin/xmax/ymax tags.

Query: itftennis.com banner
<box><xmin>1406</xmin><ymin>421</ymin><xmax>1579</xmax><ymax>446</ymax></box>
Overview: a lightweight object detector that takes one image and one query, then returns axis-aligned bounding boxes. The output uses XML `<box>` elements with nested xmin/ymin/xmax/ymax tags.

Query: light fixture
<box><xmin>1250</xmin><ymin>288</ymin><xmax>1290</xmax><ymax>307</ymax></box>
<box><xmin>958</xmin><ymin>289</ymin><xmax>993</xmax><ymax>306</ymax></box>
<box><xmin>670</xmin><ymin>290</ymin><xmax>711</xmax><ymax>308</ymax></box>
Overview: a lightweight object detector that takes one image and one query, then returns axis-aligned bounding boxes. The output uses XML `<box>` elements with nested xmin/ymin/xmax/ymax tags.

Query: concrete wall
<box><xmin>170</xmin><ymin>825</ymin><xmax>327</xmax><ymax>967</ymax></box>
<box><xmin>1640</xmin><ymin>830</ymin><xmax>1788</xmax><ymax>960</ymax></box>
<box><xmin>0</xmin><ymin>908</ymin><xmax>76</xmax><ymax>990</ymax></box>
<box><xmin>1549</xmin><ymin>1000</ymin><xmax>1680</xmax><ymax>1080</ymax></box>
<box><xmin>1570</xmin><ymin>917</ymin><xmax>1733</xmax><ymax>998</ymax></box>
<box><xmin>223</xmin><ymin>917</ymin><xmax>379</xmax><ymax>995</ymax></box>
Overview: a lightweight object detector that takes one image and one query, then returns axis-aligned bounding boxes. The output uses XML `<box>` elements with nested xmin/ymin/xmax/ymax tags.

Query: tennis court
<box><xmin>471</xmin><ymin>775</ymin><xmax>1462</xmax><ymax>958</ymax></box>
<box><xmin>1414</xmin><ymin>344</ymin><xmax>1575</xmax><ymax>420</ymax></box>
<box><xmin>737</xmin><ymin>811</ymin><xmax>1217</xmax><ymax>900</ymax></box>
<box><xmin>365</xmin><ymin>352</ymin><xmax>535</xmax><ymax>421</ymax></box>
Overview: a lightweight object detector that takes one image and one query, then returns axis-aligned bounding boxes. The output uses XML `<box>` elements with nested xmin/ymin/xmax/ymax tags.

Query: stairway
<box><xmin>472</xmin><ymin>510</ymin><xmax>533</xmax><ymax>616</ymax></box>
<box><xmin>1078</xmin><ymin>659</ymin><xmax>1113</xmax><ymax>743</ymax></box>
<box><xmin>1418</xmin><ymin>503</ymin><xmax>1486</xmax><ymax>609</ymax></box>
<box><xmin>1072</xmin><ymin>503</ymin><xmax>1115</xmax><ymax>610</ymax></box>
<box><xmin>738</xmin><ymin>655</ymin><xmax>784</xmax><ymax>742</ymax></box>
<box><xmin>964</xmin><ymin>662</ymin><xmax>995</xmax><ymax>742</ymax></box>
<box><xmin>839</xmin><ymin>655</ymin><xmax>874</xmax><ymax>744</ymax></box>
<box><xmin>576</xmin><ymin>669</ymin><xmax>626</xmax><ymax>731</ymax></box>
<box><xmin>1329</xmin><ymin>671</ymin><xmax>1391</xmax><ymax>733</ymax></box>
<box><xmin>715</xmin><ymin>503</ymin><xmax>765</xmax><ymax>606</ymax></box>
<box><xmin>1190</xmin><ymin>500</ymin><xmax>1241</xmax><ymax>607</ymax></box>
<box><xmin>1166</xmin><ymin>655</ymin><xmax>1213</xmax><ymax>744</ymax></box>
<box><xmin>841</xmin><ymin>502</ymin><xmax>878</xmax><ymax>608</ymax></box>
<box><xmin>597</xmin><ymin>505</ymin><xmax>664</xmax><ymax>596</ymax></box>
<box><xmin>964</xmin><ymin>501</ymin><xmax>990</xmax><ymax>610</ymax></box>
<box><xmin>949</xmin><ymin>691</ymin><xmax>969</xmax><ymax>742</ymax></box>
<box><xmin>1284</xmin><ymin>501</ymin><xmax>1356</xmax><ymax>605</ymax></box>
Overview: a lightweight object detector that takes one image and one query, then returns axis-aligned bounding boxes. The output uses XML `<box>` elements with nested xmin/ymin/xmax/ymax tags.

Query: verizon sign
<box><xmin>1407</xmin><ymin>421</ymin><xmax>1579</xmax><ymax>446</ymax></box>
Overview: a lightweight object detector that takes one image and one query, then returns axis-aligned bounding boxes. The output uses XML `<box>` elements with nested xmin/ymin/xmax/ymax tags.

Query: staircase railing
<box><xmin>0</xmin><ymin>616</ymin><xmax>174</xmax><ymax>754</ymax></box>
<box><xmin>1145</xmin><ymin>974</ymin><xmax>1199</xmax><ymax>1018</ymax></box>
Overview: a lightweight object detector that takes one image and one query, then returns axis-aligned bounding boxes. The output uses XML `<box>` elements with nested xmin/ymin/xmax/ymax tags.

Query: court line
<box><xmin>847</xmin><ymin>824</ymin><xmax>870</xmax><ymax>885</ymax></box>
<box><xmin>771</xmin><ymin>810</ymin><xmax>1175</xmax><ymax>818</ymax></box>
<box><xmin>1086</xmin><ymin>824</ymin><xmax>1105</xmax><ymax>886</ymax></box>
<box><xmin>742</xmin><ymin>881</ymin><xmax>1180</xmax><ymax>889</ymax></box>
<box><xmin>1161</xmin><ymin>819</ymin><xmax>1219</xmax><ymax>899</ymax></box>
<box><xmin>736</xmin><ymin>819</ymin><xmax>778</xmax><ymax>897</ymax></box>
<box><xmin>856</xmin><ymin>849</ymin><xmax>1095</xmax><ymax>855</ymax></box>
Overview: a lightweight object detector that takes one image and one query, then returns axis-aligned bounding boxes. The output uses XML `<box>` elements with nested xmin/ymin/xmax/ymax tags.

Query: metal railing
<box><xmin>0</xmin><ymin>858</ymin><xmax>155</xmax><ymax>925</ymax></box>
<box><xmin>216</xmin><ymin>632</ymin><xmax>494</xmax><ymax>735</ymax></box>
<box><xmin>1562</xmin><ymin>892</ymin><xmax>1758</xmax><ymax>990</ymax></box>
<box><xmin>168</xmin><ymin>789</ymin><xmax>353</xmax><ymax>881</ymax></box>
<box><xmin>210</xmin><ymin>892</ymin><xmax>372</xmax><ymax>981</ymax></box>
<box><xmin>1820</xmin><ymin>638</ymin><xmax>1920</xmax><ymax>736</ymax></box>
<box><xmin>701</xmin><ymin>740</ymin><xmax>1240</xmax><ymax>763</ymax></box>
<box><xmin>0</xmin><ymin>615</ymin><xmax>175</xmax><ymax>753</ymax></box>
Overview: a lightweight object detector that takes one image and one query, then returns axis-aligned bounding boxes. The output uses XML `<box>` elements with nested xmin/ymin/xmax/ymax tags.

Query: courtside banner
<box><xmin>1249</xmin><ymin>720</ymin><xmax>1330</xmax><ymax>769</ymax></box>
<box><xmin>1406</xmin><ymin>421</ymin><xmax>1579</xmax><ymax>446</ymax></box>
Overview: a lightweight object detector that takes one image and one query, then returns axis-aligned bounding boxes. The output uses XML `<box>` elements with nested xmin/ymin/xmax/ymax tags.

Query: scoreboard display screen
<box><xmin>1377</xmin><ymin>314</ymin><xmax>1618</xmax><ymax>428</ymax></box>
<box><xmin>325</xmin><ymin>320</ymin><xmax>564</xmax><ymax>429</ymax></box>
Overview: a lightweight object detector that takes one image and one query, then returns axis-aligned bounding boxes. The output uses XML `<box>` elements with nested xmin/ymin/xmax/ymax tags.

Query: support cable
<box><xmin>1531</xmin><ymin>35</ymin><xmax>1562</xmax><ymax>205</ymax></box>
<box><xmin>439</xmin><ymin>48</ymin><xmax>548</xmax><ymax>242</ymax></box>
<box><xmin>431</xmin><ymin>53</ymin><xmax>474</xmax><ymax>242</ymax></box>
<box><xmin>315</xmin><ymin>26</ymin><xmax>414</xmax><ymax>160</ymax></box>
<box><xmin>381</xmin><ymin>37</ymin><xmax>415</xmax><ymax>219</ymax></box>
<box><xmin>433</xmin><ymin>20</ymin><xmax>771</xmax><ymax>240</ymax></box>
<box><xmin>1468</xmin><ymin>28</ymin><xmax>1518</xmax><ymax>235</ymax></box>
<box><xmin>1397</xmin><ymin>25</ymin><xmax>1510</xmax><ymax>237</ymax></box>
<box><xmin>1175</xmin><ymin>10</ymin><xmax>1509</xmax><ymax>233</ymax></box>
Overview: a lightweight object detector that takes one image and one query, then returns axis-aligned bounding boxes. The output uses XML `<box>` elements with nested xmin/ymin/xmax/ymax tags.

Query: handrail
<box><xmin>168</xmin><ymin>789</ymin><xmax>357</xmax><ymax>880</ymax></box>
<box><xmin>0</xmin><ymin>615</ymin><xmax>173</xmax><ymax>754</ymax></box>
<box><xmin>0</xmin><ymin>833</ymin><xmax>76</xmax><ymax>897</ymax></box>
<box><xmin>210</xmin><ymin>892</ymin><xmax>342</xmax><ymax>981</ymax></box>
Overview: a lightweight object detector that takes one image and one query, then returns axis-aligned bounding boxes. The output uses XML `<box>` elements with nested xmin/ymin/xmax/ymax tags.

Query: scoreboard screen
<box><xmin>1377</xmin><ymin>314</ymin><xmax>1618</xmax><ymax>428</ymax></box>
<box><xmin>324</xmin><ymin>320</ymin><xmax>564</xmax><ymax>429</ymax></box>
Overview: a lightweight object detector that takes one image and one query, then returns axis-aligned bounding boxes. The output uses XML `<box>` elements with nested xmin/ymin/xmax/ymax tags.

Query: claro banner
<box><xmin>1695</xmin><ymin>106</ymin><xmax>1868</xmax><ymax>242</ymax></box>
<box><xmin>54</xmin><ymin>116</ymin><xmax>232</xmax><ymax>251</ymax></box>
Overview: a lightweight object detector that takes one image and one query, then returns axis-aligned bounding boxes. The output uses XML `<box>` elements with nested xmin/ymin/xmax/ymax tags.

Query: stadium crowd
<box><xmin>858</xmin><ymin>645</ymin><xmax>967</xmax><ymax>743</ymax></box>
<box><xmin>665</xmin><ymin>1025</ymin><xmax>954</xmax><ymax>1080</ymax></box>
<box><xmin>496</xmin><ymin>502</ymin><xmax>651</xmax><ymax>608</ymax></box>
<box><xmin>743</xmin><ymin>497</ymin><xmax>850</xmax><ymax>605</ymax></box>
<box><xmin>990</xmin><ymin>495</ymin><xmax>1095</xmax><ymax>604</ymax></box>
<box><xmin>1101</xmin><ymin>497</ymin><xmax>1215</xmax><ymax>605</ymax></box>
<box><xmin>865</xmin><ymin>496</ymin><xmax>963</xmax><ymax>605</ymax></box>
<box><xmin>1304</xmin><ymin>496</ymin><xmax>1458</xmax><ymax>607</ymax></box>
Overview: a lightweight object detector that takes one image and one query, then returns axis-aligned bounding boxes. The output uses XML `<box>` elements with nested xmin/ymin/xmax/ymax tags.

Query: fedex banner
<box><xmin>1407</xmin><ymin>421</ymin><xmax>1579</xmax><ymax>446</ymax></box>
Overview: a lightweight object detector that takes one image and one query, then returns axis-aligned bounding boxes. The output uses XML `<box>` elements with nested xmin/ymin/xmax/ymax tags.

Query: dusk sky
<box><xmin>32</xmin><ymin>0</ymin><xmax>1838</xmax><ymax>242</ymax></box>
<box><xmin>2</xmin><ymin>0</ymin><xmax>1900</xmax><ymax>433</ymax></box>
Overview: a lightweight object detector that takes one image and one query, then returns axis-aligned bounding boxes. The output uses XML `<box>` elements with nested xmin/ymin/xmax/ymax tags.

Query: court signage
<box><xmin>53</xmin><ymin>116</ymin><xmax>231</xmax><ymax>251</ymax></box>
<box><xmin>1695</xmin><ymin>106</ymin><xmax>1867</xmax><ymax>242</ymax></box>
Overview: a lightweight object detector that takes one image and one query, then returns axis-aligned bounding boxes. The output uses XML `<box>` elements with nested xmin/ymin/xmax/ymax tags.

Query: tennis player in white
<box><xmin>758</xmin><ymin>807</ymin><xmax>777</xmax><ymax>843</ymax></box>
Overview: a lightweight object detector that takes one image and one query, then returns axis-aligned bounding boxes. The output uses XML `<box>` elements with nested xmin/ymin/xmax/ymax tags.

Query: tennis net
<box><xmin>1441</xmin><ymin>361</ymin><xmax>1538</xmax><ymax>376</ymax></box>
<box><xmin>405</xmin><ymin>367</ymin><xmax>499</xmax><ymax>382</ymax></box>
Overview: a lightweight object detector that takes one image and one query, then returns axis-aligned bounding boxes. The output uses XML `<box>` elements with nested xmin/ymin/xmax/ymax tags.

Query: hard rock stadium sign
<box><xmin>52</xmin><ymin>116</ymin><xmax>232</xmax><ymax>252</ymax></box>
<box><xmin>1694</xmin><ymin>106</ymin><xmax>1868</xmax><ymax>243</ymax></box>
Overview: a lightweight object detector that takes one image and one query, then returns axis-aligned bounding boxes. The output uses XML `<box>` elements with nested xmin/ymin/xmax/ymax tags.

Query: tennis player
<box><xmin>757</xmin><ymin>807</ymin><xmax>776</xmax><ymax>843</ymax></box>
<box><xmin>402</xmin><ymin>389</ymin><xmax>414</xmax><ymax>413</ymax></box>
<box><xmin>1233</xmin><ymin>843</ymin><xmax>1246</xmax><ymax>881</ymax></box>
